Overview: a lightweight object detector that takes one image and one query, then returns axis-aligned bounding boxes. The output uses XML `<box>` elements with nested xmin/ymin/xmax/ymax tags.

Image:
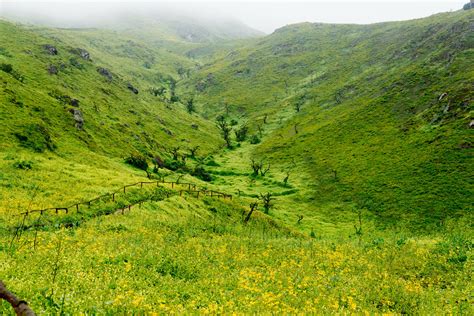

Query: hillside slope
<box><xmin>182</xmin><ymin>10</ymin><xmax>474</xmax><ymax>228</ymax></box>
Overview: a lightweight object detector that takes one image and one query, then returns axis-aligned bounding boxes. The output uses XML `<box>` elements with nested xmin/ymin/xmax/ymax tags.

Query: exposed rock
<box><xmin>70</xmin><ymin>98</ymin><xmax>80</xmax><ymax>107</ymax></box>
<box><xmin>162</xmin><ymin>127</ymin><xmax>173</xmax><ymax>136</ymax></box>
<box><xmin>71</xmin><ymin>48</ymin><xmax>90</xmax><ymax>60</ymax></box>
<box><xmin>191</xmin><ymin>123</ymin><xmax>199</xmax><ymax>130</ymax></box>
<box><xmin>43</xmin><ymin>44</ymin><xmax>58</xmax><ymax>55</ymax></box>
<box><xmin>69</xmin><ymin>108</ymin><xmax>84</xmax><ymax>130</ymax></box>
<box><xmin>470</xmin><ymin>120</ymin><xmax>474</xmax><ymax>128</ymax></box>
<box><xmin>97</xmin><ymin>67</ymin><xmax>113</xmax><ymax>81</ymax></box>
<box><xmin>127</xmin><ymin>83</ymin><xmax>139</xmax><ymax>94</ymax></box>
<box><xmin>195</xmin><ymin>73</ymin><xmax>215</xmax><ymax>92</ymax></box>
<box><xmin>47</xmin><ymin>64</ymin><xmax>58</xmax><ymax>75</ymax></box>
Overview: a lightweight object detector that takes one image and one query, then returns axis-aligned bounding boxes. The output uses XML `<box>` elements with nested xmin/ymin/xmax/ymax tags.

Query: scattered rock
<box><xmin>43</xmin><ymin>44</ymin><xmax>58</xmax><ymax>55</ymax></box>
<box><xmin>69</xmin><ymin>108</ymin><xmax>84</xmax><ymax>130</ymax></box>
<box><xmin>47</xmin><ymin>64</ymin><xmax>58</xmax><ymax>75</ymax></box>
<box><xmin>191</xmin><ymin>123</ymin><xmax>199</xmax><ymax>130</ymax></box>
<box><xmin>70</xmin><ymin>98</ymin><xmax>79</xmax><ymax>107</ymax></box>
<box><xmin>470</xmin><ymin>120</ymin><xmax>474</xmax><ymax>128</ymax></box>
<box><xmin>438</xmin><ymin>92</ymin><xmax>447</xmax><ymax>101</ymax></box>
<box><xmin>97</xmin><ymin>67</ymin><xmax>113</xmax><ymax>81</ymax></box>
<box><xmin>162</xmin><ymin>127</ymin><xmax>173</xmax><ymax>136</ymax></box>
<box><xmin>71</xmin><ymin>48</ymin><xmax>90</xmax><ymax>60</ymax></box>
<box><xmin>156</xmin><ymin>116</ymin><xmax>165</xmax><ymax>125</ymax></box>
<box><xmin>127</xmin><ymin>83</ymin><xmax>139</xmax><ymax>94</ymax></box>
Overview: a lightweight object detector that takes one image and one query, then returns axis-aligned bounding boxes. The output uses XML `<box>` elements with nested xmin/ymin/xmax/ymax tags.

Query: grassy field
<box><xmin>0</xmin><ymin>9</ymin><xmax>473</xmax><ymax>315</ymax></box>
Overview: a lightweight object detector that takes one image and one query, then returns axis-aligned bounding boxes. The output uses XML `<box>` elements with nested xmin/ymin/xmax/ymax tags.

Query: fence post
<box><xmin>171</xmin><ymin>182</ymin><xmax>174</xmax><ymax>188</ymax></box>
<box><xmin>124</xmin><ymin>187</ymin><xmax>126</xmax><ymax>193</ymax></box>
<box><xmin>76</xmin><ymin>204</ymin><xmax>79</xmax><ymax>212</ymax></box>
<box><xmin>141</xmin><ymin>182</ymin><xmax>143</xmax><ymax>188</ymax></box>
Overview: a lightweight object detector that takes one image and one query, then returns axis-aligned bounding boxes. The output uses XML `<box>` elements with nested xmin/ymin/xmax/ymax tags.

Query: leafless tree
<box><xmin>259</xmin><ymin>193</ymin><xmax>274</xmax><ymax>214</ymax></box>
<box><xmin>169</xmin><ymin>147</ymin><xmax>180</xmax><ymax>160</ymax></box>
<box><xmin>189</xmin><ymin>145</ymin><xmax>200</xmax><ymax>158</ymax></box>
<box><xmin>216</xmin><ymin>115</ymin><xmax>232</xmax><ymax>147</ymax></box>
<box><xmin>244</xmin><ymin>201</ymin><xmax>259</xmax><ymax>223</ymax></box>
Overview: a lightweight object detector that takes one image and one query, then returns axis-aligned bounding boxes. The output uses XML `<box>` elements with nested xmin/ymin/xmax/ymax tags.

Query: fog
<box><xmin>0</xmin><ymin>0</ymin><xmax>466</xmax><ymax>33</ymax></box>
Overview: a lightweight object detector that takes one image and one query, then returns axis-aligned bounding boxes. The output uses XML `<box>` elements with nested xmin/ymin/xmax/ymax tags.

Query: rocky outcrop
<box><xmin>43</xmin><ymin>44</ymin><xmax>58</xmax><ymax>55</ymax></box>
<box><xmin>47</xmin><ymin>64</ymin><xmax>58</xmax><ymax>75</ymax></box>
<box><xmin>71</xmin><ymin>48</ymin><xmax>90</xmax><ymax>60</ymax></box>
<box><xmin>97</xmin><ymin>67</ymin><xmax>113</xmax><ymax>81</ymax></box>
<box><xmin>127</xmin><ymin>83</ymin><xmax>139</xmax><ymax>94</ymax></box>
<box><xmin>69</xmin><ymin>108</ymin><xmax>84</xmax><ymax>130</ymax></box>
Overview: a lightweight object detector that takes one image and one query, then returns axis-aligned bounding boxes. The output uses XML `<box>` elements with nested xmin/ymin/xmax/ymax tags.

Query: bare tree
<box><xmin>283</xmin><ymin>171</ymin><xmax>291</xmax><ymax>186</ymax></box>
<box><xmin>260</xmin><ymin>163</ymin><xmax>271</xmax><ymax>176</ymax></box>
<box><xmin>297</xmin><ymin>215</ymin><xmax>304</xmax><ymax>225</ymax></box>
<box><xmin>189</xmin><ymin>145</ymin><xmax>200</xmax><ymax>158</ymax></box>
<box><xmin>259</xmin><ymin>193</ymin><xmax>274</xmax><ymax>214</ymax></box>
<box><xmin>244</xmin><ymin>201</ymin><xmax>259</xmax><ymax>223</ymax></box>
<box><xmin>257</xmin><ymin>124</ymin><xmax>263</xmax><ymax>137</ymax></box>
<box><xmin>216</xmin><ymin>115</ymin><xmax>232</xmax><ymax>148</ymax></box>
<box><xmin>169</xmin><ymin>147</ymin><xmax>180</xmax><ymax>160</ymax></box>
<box><xmin>186</xmin><ymin>97</ymin><xmax>195</xmax><ymax>114</ymax></box>
<box><xmin>250</xmin><ymin>158</ymin><xmax>263</xmax><ymax>176</ymax></box>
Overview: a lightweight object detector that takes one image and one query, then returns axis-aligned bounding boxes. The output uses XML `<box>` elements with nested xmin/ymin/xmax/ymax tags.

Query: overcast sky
<box><xmin>0</xmin><ymin>1</ymin><xmax>467</xmax><ymax>33</ymax></box>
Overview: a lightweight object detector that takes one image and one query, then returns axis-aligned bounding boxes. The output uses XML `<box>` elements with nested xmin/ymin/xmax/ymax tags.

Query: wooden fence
<box><xmin>16</xmin><ymin>179</ymin><xmax>232</xmax><ymax>217</ymax></box>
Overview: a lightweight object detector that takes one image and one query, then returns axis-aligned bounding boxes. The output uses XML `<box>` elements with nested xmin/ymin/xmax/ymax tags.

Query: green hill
<box><xmin>0</xmin><ymin>9</ymin><xmax>472</xmax><ymax>315</ymax></box>
<box><xmin>183</xmin><ymin>10</ymin><xmax>473</xmax><ymax>229</ymax></box>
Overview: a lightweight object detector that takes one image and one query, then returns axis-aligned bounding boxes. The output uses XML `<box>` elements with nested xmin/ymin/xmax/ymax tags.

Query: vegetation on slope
<box><xmin>0</xmin><ymin>8</ymin><xmax>472</xmax><ymax>315</ymax></box>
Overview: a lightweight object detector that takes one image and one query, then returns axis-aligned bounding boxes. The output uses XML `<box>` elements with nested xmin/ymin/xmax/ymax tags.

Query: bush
<box><xmin>249</xmin><ymin>134</ymin><xmax>261</xmax><ymax>144</ymax></box>
<box><xmin>163</xmin><ymin>158</ymin><xmax>186</xmax><ymax>171</ymax></box>
<box><xmin>125</xmin><ymin>153</ymin><xmax>148</xmax><ymax>171</ymax></box>
<box><xmin>0</xmin><ymin>63</ymin><xmax>13</xmax><ymax>73</ymax></box>
<box><xmin>235</xmin><ymin>125</ymin><xmax>248</xmax><ymax>142</ymax></box>
<box><xmin>14</xmin><ymin>124</ymin><xmax>56</xmax><ymax>152</ymax></box>
<box><xmin>192</xmin><ymin>165</ymin><xmax>212</xmax><ymax>182</ymax></box>
<box><xmin>14</xmin><ymin>160</ymin><xmax>33</xmax><ymax>170</ymax></box>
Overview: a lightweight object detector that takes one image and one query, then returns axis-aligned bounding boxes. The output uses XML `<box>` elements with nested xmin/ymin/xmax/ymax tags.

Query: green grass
<box><xmin>0</xmin><ymin>10</ymin><xmax>473</xmax><ymax>314</ymax></box>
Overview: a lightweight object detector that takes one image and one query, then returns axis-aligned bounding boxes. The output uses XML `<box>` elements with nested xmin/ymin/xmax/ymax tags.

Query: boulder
<box><xmin>69</xmin><ymin>108</ymin><xmax>84</xmax><ymax>130</ymax></box>
<box><xmin>97</xmin><ymin>67</ymin><xmax>113</xmax><ymax>81</ymax></box>
<box><xmin>70</xmin><ymin>98</ymin><xmax>80</xmax><ymax>107</ymax></box>
<box><xmin>127</xmin><ymin>83</ymin><xmax>139</xmax><ymax>94</ymax></box>
<box><xmin>43</xmin><ymin>44</ymin><xmax>58</xmax><ymax>55</ymax></box>
<box><xmin>47</xmin><ymin>64</ymin><xmax>58</xmax><ymax>75</ymax></box>
<box><xmin>75</xmin><ymin>48</ymin><xmax>90</xmax><ymax>60</ymax></box>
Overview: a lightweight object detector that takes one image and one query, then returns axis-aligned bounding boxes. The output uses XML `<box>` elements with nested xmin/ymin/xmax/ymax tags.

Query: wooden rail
<box><xmin>15</xmin><ymin>179</ymin><xmax>232</xmax><ymax>217</ymax></box>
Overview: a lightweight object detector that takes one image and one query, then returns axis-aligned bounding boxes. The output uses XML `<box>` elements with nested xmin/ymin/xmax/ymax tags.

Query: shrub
<box><xmin>249</xmin><ymin>134</ymin><xmax>261</xmax><ymax>144</ymax></box>
<box><xmin>14</xmin><ymin>160</ymin><xmax>33</xmax><ymax>170</ymax></box>
<box><xmin>0</xmin><ymin>63</ymin><xmax>13</xmax><ymax>73</ymax></box>
<box><xmin>235</xmin><ymin>125</ymin><xmax>248</xmax><ymax>142</ymax></box>
<box><xmin>192</xmin><ymin>165</ymin><xmax>212</xmax><ymax>182</ymax></box>
<box><xmin>163</xmin><ymin>158</ymin><xmax>186</xmax><ymax>171</ymax></box>
<box><xmin>124</xmin><ymin>153</ymin><xmax>148</xmax><ymax>171</ymax></box>
<box><xmin>14</xmin><ymin>124</ymin><xmax>56</xmax><ymax>152</ymax></box>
